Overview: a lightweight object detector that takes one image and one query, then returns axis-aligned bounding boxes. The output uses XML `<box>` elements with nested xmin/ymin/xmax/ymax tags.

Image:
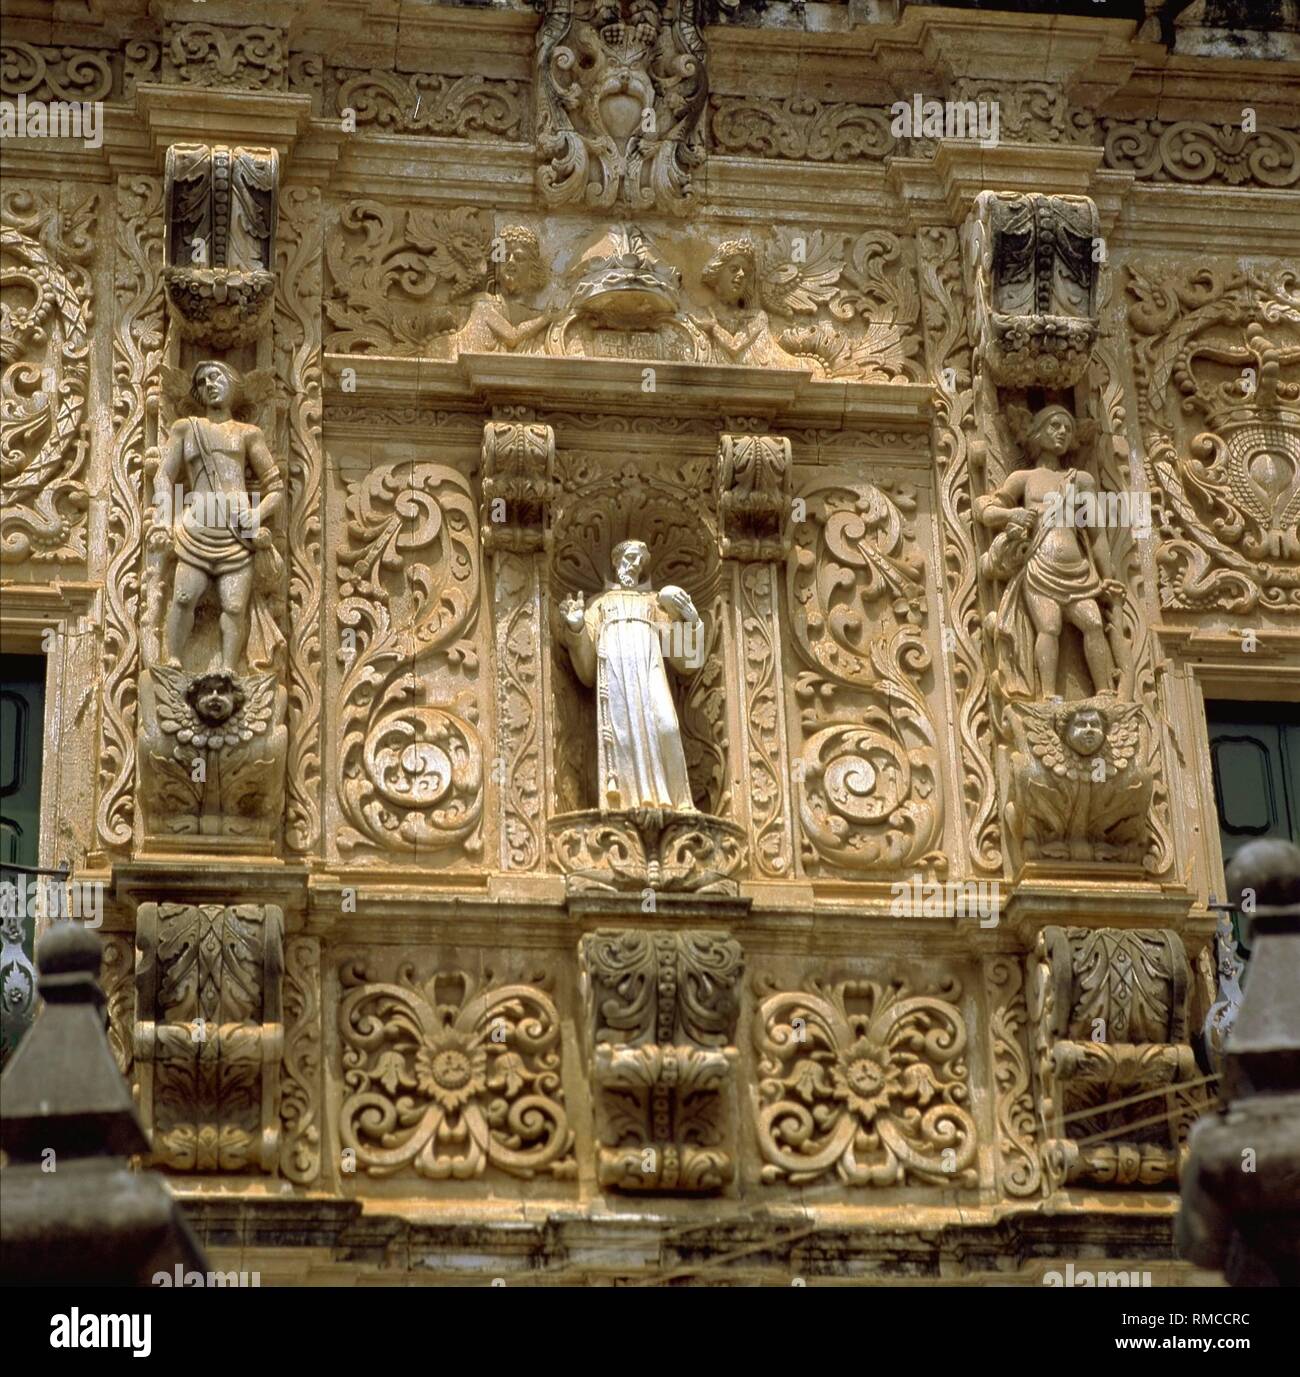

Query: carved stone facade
<box><xmin>2</xmin><ymin>0</ymin><xmax>1292</xmax><ymax>1286</ymax></box>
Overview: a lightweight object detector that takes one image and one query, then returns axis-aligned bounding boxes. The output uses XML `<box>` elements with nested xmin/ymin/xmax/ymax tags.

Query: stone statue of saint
<box><xmin>149</xmin><ymin>360</ymin><xmax>284</xmax><ymax>671</ymax></box>
<box><xmin>976</xmin><ymin>404</ymin><xmax>1124</xmax><ymax>700</ymax></box>
<box><xmin>558</xmin><ymin>539</ymin><xmax>701</xmax><ymax>822</ymax></box>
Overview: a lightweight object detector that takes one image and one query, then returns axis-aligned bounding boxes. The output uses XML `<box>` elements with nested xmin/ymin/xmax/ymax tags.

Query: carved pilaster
<box><xmin>134</xmin><ymin>902</ymin><xmax>284</xmax><ymax>1173</ymax></box>
<box><xmin>580</xmin><ymin>928</ymin><xmax>743</xmax><ymax>1192</ymax></box>
<box><xmin>483</xmin><ymin>417</ymin><xmax>555</xmax><ymax>872</ymax></box>
<box><xmin>716</xmin><ymin>432</ymin><xmax>794</xmax><ymax>879</ymax></box>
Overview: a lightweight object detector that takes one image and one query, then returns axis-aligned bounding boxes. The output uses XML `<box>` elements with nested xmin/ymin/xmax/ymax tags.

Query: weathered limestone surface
<box><xmin>1</xmin><ymin>0</ymin><xmax>1296</xmax><ymax>1283</ymax></box>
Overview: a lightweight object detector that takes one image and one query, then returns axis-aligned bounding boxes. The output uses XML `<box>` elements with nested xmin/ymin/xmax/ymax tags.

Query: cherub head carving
<box><xmin>186</xmin><ymin>671</ymin><xmax>246</xmax><ymax>727</ymax></box>
<box><xmin>1061</xmin><ymin>706</ymin><xmax>1106</xmax><ymax>758</ymax></box>
<box><xmin>702</xmin><ymin>239</ymin><xmax>759</xmax><ymax>308</ymax></box>
<box><xmin>1008</xmin><ymin>403</ymin><xmax>1098</xmax><ymax>464</ymax></box>
<box><xmin>493</xmin><ymin>225</ymin><xmax>546</xmax><ymax>298</ymax></box>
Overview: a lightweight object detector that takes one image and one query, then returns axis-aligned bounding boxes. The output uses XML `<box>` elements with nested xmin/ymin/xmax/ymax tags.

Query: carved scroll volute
<box><xmin>716</xmin><ymin>432</ymin><xmax>794</xmax><ymax>880</ymax></box>
<box><xmin>483</xmin><ymin>419</ymin><xmax>555</xmax><ymax>873</ymax></box>
<box><xmin>163</xmin><ymin>143</ymin><xmax>278</xmax><ymax>347</ymax></box>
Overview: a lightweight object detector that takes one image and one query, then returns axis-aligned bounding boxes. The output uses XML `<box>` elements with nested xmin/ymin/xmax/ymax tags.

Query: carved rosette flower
<box><xmin>755</xmin><ymin>977</ymin><xmax>977</xmax><ymax>1187</ymax></box>
<box><xmin>339</xmin><ymin>963</ymin><xmax>575</xmax><ymax>1181</ymax></box>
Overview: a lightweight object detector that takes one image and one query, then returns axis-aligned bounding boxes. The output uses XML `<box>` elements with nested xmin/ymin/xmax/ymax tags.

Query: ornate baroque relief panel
<box><xmin>1</xmin><ymin>184</ymin><xmax>95</xmax><ymax>564</ymax></box>
<box><xmin>753</xmin><ymin>964</ymin><xmax>979</xmax><ymax>1189</ymax></box>
<box><xmin>1127</xmin><ymin>258</ymin><xmax>1300</xmax><ymax>614</ymax></box>
<box><xmin>325</xmin><ymin>66</ymin><xmax>528</xmax><ymax>140</ymax></box>
<box><xmin>334</xmin><ymin>459</ymin><xmax>485</xmax><ymax>861</ymax></box>
<box><xmin>785</xmin><ymin>467</ymin><xmax>945</xmax><ymax>877</ymax></box>
<box><xmin>337</xmin><ymin>954</ymin><xmax>575</xmax><ymax>1182</ymax></box>
<box><xmin>324</xmin><ymin>209</ymin><xmax>922</xmax><ymax>383</ymax></box>
<box><xmin>162</xmin><ymin>22</ymin><xmax>287</xmax><ymax>90</ymax></box>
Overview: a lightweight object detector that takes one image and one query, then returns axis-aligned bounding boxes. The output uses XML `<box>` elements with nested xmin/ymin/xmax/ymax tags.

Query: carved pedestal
<box><xmin>580</xmin><ymin>928</ymin><xmax>743</xmax><ymax>1192</ymax></box>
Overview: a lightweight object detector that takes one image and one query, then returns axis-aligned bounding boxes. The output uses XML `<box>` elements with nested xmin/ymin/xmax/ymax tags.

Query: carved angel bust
<box><xmin>154</xmin><ymin>667</ymin><xmax>276</xmax><ymax>752</ymax></box>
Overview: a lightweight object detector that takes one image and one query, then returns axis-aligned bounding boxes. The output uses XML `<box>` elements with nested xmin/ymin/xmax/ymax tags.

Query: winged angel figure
<box><xmin>693</xmin><ymin>231</ymin><xmax>918</xmax><ymax>381</ymax></box>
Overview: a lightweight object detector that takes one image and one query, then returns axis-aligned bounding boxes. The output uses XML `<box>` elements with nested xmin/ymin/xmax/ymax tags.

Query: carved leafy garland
<box><xmin>97</xmin><ymin>175</ymin><xmax>164</xmax><ymax>852</ymax></box>
<box><xmin>1102</xmin><ymin>120</ymin><xmax>1300</xmax><ymax>187</ymax></box>
<box><xmin>280</xmin><ymin>937</ymin><xmax>321</xmax><ymax>1183</ymax></box>
<box><xmin>786</xmin><ymin>475</ymin><xmax>944</xmax><ymax>876</ymax></box>
<box><xmin>984</xmin><ymin>956</ymin><xmax>1042</xmax><ymax>1198</ymax></box>
<box><xmin>493</xmin><ymin>551</ymin><xmax>544</xmax><ymax>870</ymax></box>
<box><xmin>336</xmin><ymin>462</ymin><xmax>484</xmax><ymax>858</ymax></box>
<box><xmin>274</xmin><ymin>186</ymin><xmax>325</xmax><ymax>853</ymax></box>
<box><xmin>739</xmin><ymin>562</ymin><xmax>790</xmax><ymax>877</ymax></box>
<box><xmin>1</xmin><ymin>187</ymin><xmax>95</xmax><ymax>563</ymax></box>
<box><xmin>329</xmin><ymin>68</ymin><xmax>527</xmax><ymax>140</ymax></box>
<box><xmin>917</xmin><ymin>226</ymin><xmax>1001</xmax><ymax>875</ymax></box>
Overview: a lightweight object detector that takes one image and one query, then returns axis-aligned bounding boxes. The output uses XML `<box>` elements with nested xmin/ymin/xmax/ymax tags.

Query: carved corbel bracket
<box><xmin>134</xmin><ymin>901</ymin><xmax>284</xmax><ymax>1173</ymax></box>
<box><xmin>579</xmin><ymin>927</ymin><xmax>744</xmax><ymax>1192</ymax></box>
<box><xmin>1027</xmin><ymin>925</ymin><xmax>1209</xmax><ymax>1189</ymax></box>
<box><xmin>715</xmin><ymin>432</ymin><xmax>792</xmax><ymax>563</ymax></box>
<box><xmin>163</xmin><ymin>142</ymin><xmax>278</xmax><ymax>346</ymax></box>
<box><xmin>481</xmin><ymin>417</ymin><xmax>556</xmax><ymax>555</ymax></box>
<box><xmin>968</xmin><ymin>189</ymin><xmax>1101</xmax><ymax>389</ymax></box>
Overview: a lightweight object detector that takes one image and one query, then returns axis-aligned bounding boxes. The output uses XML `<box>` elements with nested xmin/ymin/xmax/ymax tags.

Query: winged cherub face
<box><xmin>187</xmin><ymin>672</ymin><xmax>243</xmax><ymax>726</ymax></box>
<box><xmin>1063</xmin><ymin>707</ymin><xmax>1106</xmax><ymax>758</ymax></box>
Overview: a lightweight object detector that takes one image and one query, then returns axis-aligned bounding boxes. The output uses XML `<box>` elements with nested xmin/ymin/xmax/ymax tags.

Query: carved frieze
<box><xmin>134</xmin><ymin>902</ymin><xmax>284</xmax><ymax>1173</ymax></box>
<box><xmin>0</xmin><ymin>42</ymin><xmax>113</xmax><ymax>101</ymax></box>
<box><xmin>329</xmin><ymin>67</ymin><xmax>527</xmax><ymax>140</ymax></box>
<box><xmin>580</xmin><ymin>928</ymin><xmax>743</xmax><ymax>1192</ymax></box>
<box><xmin>1128</xmin><ymin>261</ymin><xmax>1300</xmax><ymax>613</ymax></box>
<box><xmin>338</xmin><ymin>960</ymin><xmax>575</xmax><ymax>1181</ymax></box>
<box><xmin>163</xmin><ymin>23</ymin><xmax>287</xmax><ymax>90</ymax></box>
<box><xmin>1102</xmin><ymin>119</ymin><xmax>1300</xmax><ymax>187</ymax></box>
<box><xmin>336</xmin><ymin>462</ymin><xmax>484</xmax><ymax>859</ymax></box>
<box><xmin>164</xmin><ymin>144</ymin><xmax>278</xmax><ymax>347</ymax></box>
<box><xmin>709</xmin><ymin>96</ymin><xmax>897</xmax><ymax>164</ymax></box>
<box><xmin>1</xmin><ymin>186</ymin><xmax>94</xmax><ymax>564</ymax></box>
<box><xmin>1028</xmin><ymin>927</ymin><xmax>1208</xmax><ymax>1188</ymax></box>
<box><xmin>755</xmin><ymin>972</ymin><xmax>977</xmax><ymax>1188</ymax></box>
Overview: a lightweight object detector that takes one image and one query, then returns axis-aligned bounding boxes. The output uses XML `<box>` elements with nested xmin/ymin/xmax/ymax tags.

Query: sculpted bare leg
<box><xmin>165</xmin><ymin>562</ymin><xmax>212</xmax><ymax>667</ymax></box>
<box><xmin>217</xmin><ymin>565</ymin><xmax>254</xmax><ymax>670</ymax></box>
<box><xmin>1025</xmin><ymin>588</ymin><xmax>1062</xmax><ymax>699</ymax></box>
<box><xmin>1066</xmin><ymin>597</ymin><xmax>1114</xmax><ymax>695</ymax></box>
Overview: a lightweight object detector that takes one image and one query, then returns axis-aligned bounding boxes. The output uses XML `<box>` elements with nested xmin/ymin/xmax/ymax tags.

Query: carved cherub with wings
<box><xmin>694</xmin><ymin>232</ymin><xmax>916</xmax><ymax>380</ymax></box>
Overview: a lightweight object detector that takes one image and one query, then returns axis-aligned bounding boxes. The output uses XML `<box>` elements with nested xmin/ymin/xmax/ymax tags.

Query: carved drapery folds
<box><xmin>164</xmin><ymin>144</ymin><xmax>278</xmax><ymax>347</ymax></box>
<box><xmin>787</xmin><ymin>475</ymin><xmax>944</xmax><ymax>875</ymax></box>
<box><xmin>338</xmin><ymin>960</ymin><xmax>575</xmax><ymax>1181</ymax></box>
<box><xmin>535</xmin><ymin>0</ymin><xmax>733</xmax><ymax>217</ymax></box>
<box><xmin>483</xmin><ymin>419</ymin><xmax>555</xmax><ymax>871</ymax></box>
<box><xmin>1</xmin><ymin>187</ymin><xmax>94</xmax><ymax>563</ymax></box>
<box><xmin>336</xmin><ymin>462</ymin><xmax>484</xmax><ymax>859</ymax></box>
<box><xmin>134</xmin><ymin>902</ymin><xmax>284</xmax><ymax>1173</ymax></box>
<box><xmin>755</xmin><ymin>972</ymin><xmax>977</xmax><ymax>1188</ymax></box>
<box><xmin>1128</xmin><ymin>261</ymin><xmax>1300</xmax><ymax>614</ymax></box>
<box><xmin>1028</xmin><ymin>927</ymin><xmax>1209</xmax><ymax>1188</ymax></box>
<box><xmin>580</xmin><ymin>929</ymin><xmax>743</xmax><ymax>1192</ymax></box>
